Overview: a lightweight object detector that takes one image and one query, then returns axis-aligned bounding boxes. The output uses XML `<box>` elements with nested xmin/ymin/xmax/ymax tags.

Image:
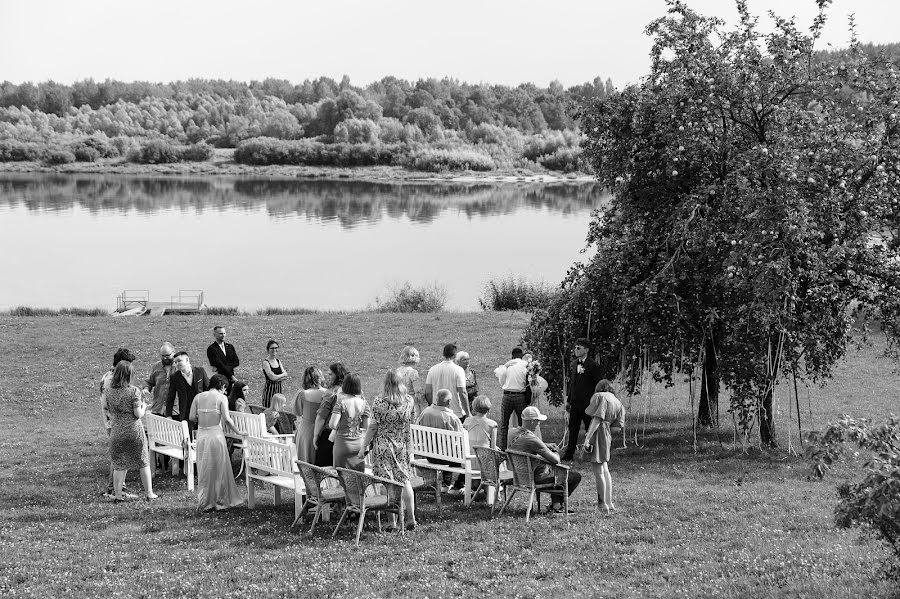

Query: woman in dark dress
<box><xmin>313</xmin><ymin>362</ymin><xmax>348</xmax><ymax>467</ymax></box>
<box><xmin>261</xmin><ymin>339</ymin><xmax>287</xmax><ymax>408</ymax></box>
<box><xmin>107</xmin><ymin>361</ymin><xmax>157</xmax><ymax>501</ymax></box>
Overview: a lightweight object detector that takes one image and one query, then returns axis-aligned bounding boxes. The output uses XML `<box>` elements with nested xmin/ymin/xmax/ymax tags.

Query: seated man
<box><xmin>508</xmin><ymin>406</ymin><xmax>581</xmax><ymax>514</ymax></box>
<box><xmin>416</xmin><ymin>388</ymin><xmax>463</xmax><ymax>492</ymax></box>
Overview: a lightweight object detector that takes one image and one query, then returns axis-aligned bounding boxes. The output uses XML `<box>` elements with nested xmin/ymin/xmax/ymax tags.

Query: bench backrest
<box><xmin>410</xmin><ymin>424</ymin><xmax>470</xmax><ymax>466</ymax></box>
<box><xmin>244</xmin><ymin>435</ymin><xmax>295</xmax><ymax>477</ymax></box>
<box><xmin>228</xmin><ymin>411</ymin><xmax>267</xmax><ymax>439</ymax></box>
<box><xmin>144</xmin><ymin>413</ymin><xmax>189</xmax><ymax>450</ymax></box>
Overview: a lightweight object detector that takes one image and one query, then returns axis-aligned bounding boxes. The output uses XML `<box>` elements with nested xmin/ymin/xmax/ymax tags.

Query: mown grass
<box><xmin>0</xmin><ymin>313</ymin><xmax>897</xmax><ymax>598</ymax></box>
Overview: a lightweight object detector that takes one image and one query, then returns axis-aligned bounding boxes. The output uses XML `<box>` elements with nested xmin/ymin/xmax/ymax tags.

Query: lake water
<box><xmin>0</xmin><ymin>174</ymin><xmax>607</xmax><ymax>311</ymax></box>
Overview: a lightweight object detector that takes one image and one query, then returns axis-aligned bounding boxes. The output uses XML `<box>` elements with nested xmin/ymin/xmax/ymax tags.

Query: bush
<box><xmin>205</xmin><ymin>306</ymin><xmax>242</xmax><ymax>316</ymax></box>
<box><xmin>69</xmin><ymin>144</ymin><xmax>101</xmax><ymax>162</ymax></box>
<box><xmin>0</xmin><ymin>139</ymin><xmax>45</xmax><ymax>162</ymax></box>
<box><xmin>234</xmin><ymin>137</ymin><xmax>399</xmax><ymax>167</ymax></box>
<box><xmin>806</xmin><ymin>415</ymin><xmax>900</xmax><ymax>580</ymax></box>
<box><xmin>409</xmin><ymin>148</ymin><xmax>495</xmax><ymax>172</ymax></box>
<box><xmin>373</xmin><ymin>281</ymin><xmax>448</xmax><ymax>313</ymax></box>
<box><xmin>333</xmin><ymin>118</ymin><xmax>380</xmax><ymax>144</ymax></box>
<box><xmin>179</xmin><ymin>142</ymin><xmax>214</xmax><ymax>162</ymax></box>
<box><xmin>133</xmin><ymin>139</ymin><xmax>180</xmax><ymax>164</ymax></box>
<box><xmin>478</xmin><ymin>276</ymin><xmax>557</xmax><ymax>311</ymax></box>
<box><xmin>255</xmin><ymin>307</ymin><xmax>320</xmax><ymax>315</ymax></box>
<box><xmin>44</xmin><ymin>149</ymin><xmax>76</xmax><ymax>165</ymax></box>
<box><xmin>538</xmin><ymin>147</ymin><xmax>584</xmax><ymax>172</ymax></box>
<box><xmin>523</xmin><ymin>130</ymin><xmax>582</xmax><ymax>162</ymax></box>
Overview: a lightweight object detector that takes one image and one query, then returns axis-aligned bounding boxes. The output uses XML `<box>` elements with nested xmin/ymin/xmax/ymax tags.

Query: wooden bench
<box><xmin>226</xmin><ymin>411</ymin><xmax>294</xmax><ymax>477</ymax></box>
<box><xmin>410</xmin><ymin>424</ymin><xmax>479</xmax><ymax>506</ymax></box>
<box><xmin>244</xmin><ymin>435</ymin><xmax>305</xmax><ymax>521</ymax></box>
<box><xmin>144</xmin><ymin>413</ymin><xmax>196</xmax><ymax>491</ymax></box>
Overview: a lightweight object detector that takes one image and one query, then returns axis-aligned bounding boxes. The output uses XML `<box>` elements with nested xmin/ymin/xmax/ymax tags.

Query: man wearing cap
<box><xmin>508</xmin><ymin>406</ymin><xmax>581</xmax><ymax>514</ymax></box>
<box><xmin>562</xmin><ymin>337</ymin><xmax>603</xmax><ymax>461</ymax></box>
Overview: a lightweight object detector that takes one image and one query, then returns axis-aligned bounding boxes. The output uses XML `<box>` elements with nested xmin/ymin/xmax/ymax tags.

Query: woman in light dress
<box><xmin>293</xmin><ymin>367</ymin><xmax>327</xmax><ymax>464</ymax></box>
<box><xmin>583</xmin><ymin>379</ymin><xmax>625</xmax><ymax>515</ymax></box>
<box><xmin>190</xmin><ymin>374</ymin><xmax>244</xmax><ymax>512</ymax></box>
<box><xmin>396</xmin><ymin>346</ymin><xmax>426</xmax><ymax>420</ymax></box>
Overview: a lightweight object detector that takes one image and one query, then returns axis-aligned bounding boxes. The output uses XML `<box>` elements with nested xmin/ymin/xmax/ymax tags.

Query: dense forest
<box><xmin>0</xmin><ymin>76</ymin><xmax>614</xmax><ymax>172</ymax></box>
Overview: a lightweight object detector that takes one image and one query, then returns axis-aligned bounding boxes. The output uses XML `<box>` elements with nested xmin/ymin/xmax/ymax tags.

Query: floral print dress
<box><xmin>370</xmin><ymin>395</ymin><xmax>413</xmax><ymax>484</ymax></box>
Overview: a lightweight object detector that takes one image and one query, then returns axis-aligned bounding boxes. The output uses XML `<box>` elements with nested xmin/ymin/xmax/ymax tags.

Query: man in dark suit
<box><xmin>562</xmin><ymin>337</ymin><xmax>603</xmax><ymax>461</ymax></box>
<box><xmin>206</xmin><ymin>325</ymin><xmax>239</xmax><ymax>390</ymax></box>
<box><xmin>165</xmin><ymin>351</ymin><xmax>210</xmax><ymax>433</ymax></box>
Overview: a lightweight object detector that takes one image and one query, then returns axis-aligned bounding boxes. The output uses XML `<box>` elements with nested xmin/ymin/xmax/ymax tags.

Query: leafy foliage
<box><xmin>373</xmin><ymin>281</ymin><xmax>448</xmax><ymax>313</ymax></box>
<box><xmin>523</xmin><ymin>0</ymin><xmax>900</xmax><ymax>440</ymax></box>
<box><xmin>806</xmin><ymin>415</ymin><xmax>900</xmax><ymax>579</ymax></box>
<box><xmin>478</xmin><ymin>276</ymin><xmax>558</xmax><ymax>312</ymax></box>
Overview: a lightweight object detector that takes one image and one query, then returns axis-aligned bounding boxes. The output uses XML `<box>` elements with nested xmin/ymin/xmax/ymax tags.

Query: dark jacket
<box><xmin>207</xmin><ymin>342</ymin><xmax>240</xmax><ymax>380</ymax></box>
<box><xmin>166</xmin><ymin>367</ymin><xmax>210</xmax><ymax>420</ymax></box>
<box><xmin>567</xmin><ymin>358</ymin><xmax>603</xmax><ymax>408</ymax></box>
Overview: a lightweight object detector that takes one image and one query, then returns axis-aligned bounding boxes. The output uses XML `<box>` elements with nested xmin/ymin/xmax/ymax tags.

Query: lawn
<box><xmin>0</xmin><ymin>312</ymin><xmax>897</xmax><ymax>598</ymax></box>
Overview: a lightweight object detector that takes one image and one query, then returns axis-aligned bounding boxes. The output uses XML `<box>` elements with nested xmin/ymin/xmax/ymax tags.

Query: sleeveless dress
<box><xmin>294</xmin><ymin>388</ymin><xmax>325</xmax><ymax>464</ymax></box>
<box><xmin>108</xmin><ymin>386</ymin><xmax>149</xmax><ymax>470</ymax></box>
<box><xmin>195</xmin><ymin>391</ymin><xmax>243</xmax><ymax>511</ymax></box>
<box><xmin>314</xmin><ymin>387</ymin><xmax>340</xmax><ymax>467</ymax></box>
<box><xmin>262</xmin><ymin>359</ymin><xmax>283</xmax><ymax>408</ymax></box>
<box><xmin>370</xmin><ymin>395</ymin><xmax>413</xmax><ymax>483</ymax></box>
<box><xmin>331</xmin><ymin>393</ymin><xmax>370</xmax><ymax>470</ymax></box>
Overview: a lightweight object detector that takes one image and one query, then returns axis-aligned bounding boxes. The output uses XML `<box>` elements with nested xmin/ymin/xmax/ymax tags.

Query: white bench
<box><xmin>244</xmin><ymin>435</ymin><xmax>305</xmax><ymax>521</ymax></box>
<box><xmin>144</xmin><ymin>413</ymin><xmax>196</xmax><ymax>491</ymax></box>
<box><xmin>410</xmin><ymin>424</ymin><xmax>479</xmax><ymax>506</ymax></box>
<box><xmin>226</xmin><ymin>411</ymin><xmax>294</xmax><ymax>477</ymax></box>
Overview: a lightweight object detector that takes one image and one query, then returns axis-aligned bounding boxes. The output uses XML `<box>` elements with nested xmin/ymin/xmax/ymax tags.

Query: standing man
<box><xmin>206</xmin><ymin>325</ymin><xmax>239</xmax><ymax>391</ymax></box>
<box><xmin>143</xmin><ymin>343</ymin><xmax>176</xmax><ymax>417</ymax></box>
<box><xmin>100</xmin><ymin>347</ymin><xmax>136</xmax><ymax>498</ymax></box>
<box><xmin>166</xmin><ymin>351</ymin><xmax>210</xmax><ymax>435</ymax></box>
<box><xmin>562</xmin><ymin>337</ymin><xmax>603</xmax><ymax>462</ymax></box>
<box><xmin>424</xmin><ymin>343</ymin><xmax>470</xmax><ymax>424</ymax></box>
<box><xmin>495</xmin><ymin>347</ymin><xmax>529</xmax><ymax>450</ymax></box>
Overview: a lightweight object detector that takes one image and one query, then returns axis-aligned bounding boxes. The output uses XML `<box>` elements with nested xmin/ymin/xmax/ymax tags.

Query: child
<box><xmin>583</xmin><ymin>379</ymin><xmax>625</xmax><ymax>515</ymax></box>
<box><xmin>263</xmin><ymin>393</ymin><xmax>293</xmax><ymax>435</ymax></box>
<box><xmin>461</xmin><ymin>395</ymin><xmax>499</xmax><ymax>498</ymax></box>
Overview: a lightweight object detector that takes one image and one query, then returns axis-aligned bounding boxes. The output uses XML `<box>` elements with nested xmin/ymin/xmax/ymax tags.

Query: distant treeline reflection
<box><xmin>0</xmin><ymin>175</ymin><xmax>608</xmax><ymax>226</ymax></box>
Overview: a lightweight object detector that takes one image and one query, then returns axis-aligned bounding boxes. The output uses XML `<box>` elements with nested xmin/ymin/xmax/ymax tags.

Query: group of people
<box><xmin>99</xmin><ymin>327</ymin><xmax>625</xmax><ymax>521</ymax></box>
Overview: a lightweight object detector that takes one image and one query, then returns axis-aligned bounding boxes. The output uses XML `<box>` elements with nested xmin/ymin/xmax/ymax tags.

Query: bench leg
<box><xmin>149</xmin><ymin>449</ymin><xmax>157</xmax><ymax>478</ymax></box>
<box><xmin>186</xmin><ymin>453</ymin><xmax>195</xmax><ymax>491</ymax></box>
<box><xmin>274</xmin><ymin>485</ymin><xmax>281</xmax><ymax>506</ymax></box>
<box><xmin>463</xmin><ymin>472</ymin><xmax>473</xmax><ymax>507</ymax></box>
<box><xmin>247</xmin><ymin>476</ymin><xmax>255</xmax><ymax>509</ymax></box>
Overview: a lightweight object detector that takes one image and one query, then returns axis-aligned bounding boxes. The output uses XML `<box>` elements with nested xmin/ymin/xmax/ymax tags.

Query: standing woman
<box><xmin>396</xmin><ymin>346</ymin><xmax>424</xmax><ymax>420</ymax></box>
<box><xmin>329</xmin><ymin>373</ymin><xmax>370</xmax><ymax>470</ymax></box>
<box><xmin>294</xmin><ymin>367</ymin><xmax>327</xmax><ymax>464</ymax></box>
<box><xmin>261</xmin><ymin>339</ymin><xmax>288</xmax><ymax>408</ymax></box>
<box><xmin>583</xmin><ymin>379</ymin><xmax>625</xmax><ymax>515</ymax></box>
<box><xmin>107</xmin><ymin>361</ymin><xmax>157</xmax><ymax>501</ymax></box>
<box><xmin>190</xmin><ymin>374</ymin><xmax>245</xmax><ymax>512</ymax></box>
<box><xmin>455</xmin><ymin>351</ymin><xmax>478</xmax><ymax>409</ymax></box>
<box><xmin>313</xmin><ymin>362</ymin><xmax>348</xmax><ymax>467</ymax></box>
<box><xmin>358</xmin><ymin>369</ymin><xmax>416</xmax><ymax>530</ymax></box>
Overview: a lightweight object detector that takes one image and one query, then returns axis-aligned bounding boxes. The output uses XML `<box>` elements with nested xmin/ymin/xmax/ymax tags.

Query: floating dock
<box><xmin>115</xmin><ymin>290</ymin><xmax>206</xmax><ymax>316</ymax></box>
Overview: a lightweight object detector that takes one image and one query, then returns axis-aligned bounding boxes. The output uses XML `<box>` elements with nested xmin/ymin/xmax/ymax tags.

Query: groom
<box><xmin>562</xmin><ymin>337</ymin><xmax>603</xmax><ymax>461</ymax></box>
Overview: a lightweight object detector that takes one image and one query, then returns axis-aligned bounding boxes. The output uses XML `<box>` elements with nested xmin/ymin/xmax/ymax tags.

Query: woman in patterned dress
<box><xmin>329</xmin><ymin>373</ymin><xmax>370</xmax><ymax>470</ymax></box>
<box><xmin>261</xmin><ymin>339</ymin><xmax>287</xmax><ymax>408</ymax></box>
<box><xmin>358</xmin><ymin>369</ymin><xmax>416</xmax><ymax>530</ymax></box>
<box><xmin>107</xmin><ymin>361</ymin><xmax>157</xmax><ymax>501</ymax></box>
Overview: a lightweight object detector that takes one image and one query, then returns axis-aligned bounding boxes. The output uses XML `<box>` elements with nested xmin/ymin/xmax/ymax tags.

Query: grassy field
<box><xmin>0</xmin><ymin>312</ymin><xmax>898</xmax><ymax>598</ymax></box>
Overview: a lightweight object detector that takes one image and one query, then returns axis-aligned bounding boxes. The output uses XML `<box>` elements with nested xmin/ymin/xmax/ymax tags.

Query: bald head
<box><xmin>160</xmin><ymin>343</ymin><xmax>175</xmax><ymax>365</ymax></box>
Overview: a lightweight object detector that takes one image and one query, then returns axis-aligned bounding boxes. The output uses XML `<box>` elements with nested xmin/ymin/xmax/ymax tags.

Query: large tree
<box><xmin>524</xmin><ymin>0</ymin><xmax>900</xmax><ymax>447</ymax></box>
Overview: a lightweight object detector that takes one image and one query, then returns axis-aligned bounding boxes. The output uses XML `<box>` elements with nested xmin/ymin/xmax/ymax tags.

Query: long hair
<box><xmin>111</xmin><ymin>360</ymin><xmax>133</xmax><ymax>388</ymax></box>
<box><xmin>329</xmin><ymin>362</ymin><xmax>348</xmax><ymax>389</ymax></box>
<box><xmin>381</xmin><ymin>369</ymin><xmax>408</xmax><ymax>407</ymax></box>
<box><xmin>341</xmin><ymin>373</ymin><xmax>362</xmax><ymax>396</ymax></box>
<box><xmin>228</xmin><ymin>380</ymin><xmax>247</xmax><ymax>411</ymax></box>
<box><xmin>303</xmin><ymin>367</ymin><xmax>325</xmax><ymax>390</ymax></box>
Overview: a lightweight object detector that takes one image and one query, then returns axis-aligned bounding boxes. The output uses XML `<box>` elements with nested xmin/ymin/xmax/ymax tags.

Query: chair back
<box><xmin>244</xmin><ymin>436</ymin><xmax>294</xmax><ymax>477</ymax></box>
<box><xmin>505</xmin><ymin>449</ymin><xmax>536</xmax><ymax>489</ymax></box>
<box><xmin>335</xmin><ymin>467</ymin><xmax>369</xmax><ymax>508</ymax></box>
<box><xmin>229</xmin><ymin>411</ymin><xmax>267</xmax><ymax>438</ymax></box>
<box><xmin>410</xmin><ymin>424</ymin><xmax>470</xmax><ymax>467</ymax></box>
<box><xmin>248</xmin><ymin>404</ymin><xmax>266</xmax><ymax>415</ymax></box>
<box><xmin>296</xmin><ymin>460</ymin><xmax>330</xmax><ymax>501</ymax></box>
<box><xmin>144</xmin><ymin>413</ymin><xmax>189</xmax><ymax>452</ymax></box>
<box><xmin>474</xmin><ymin>446</ymin><xmax>506</xmax><ymax>485</ymax></box>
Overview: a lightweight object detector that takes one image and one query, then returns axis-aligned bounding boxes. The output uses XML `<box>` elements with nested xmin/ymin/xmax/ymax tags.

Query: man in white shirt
<box><xmin>424</xmin><ymin>343</ymin><xmax>470</xmax><ymax>421</ymax></box>
<box><xmin>495</xmin><ymin>346</ymin><xmax>529</xmax><ymax>450</ymax></box>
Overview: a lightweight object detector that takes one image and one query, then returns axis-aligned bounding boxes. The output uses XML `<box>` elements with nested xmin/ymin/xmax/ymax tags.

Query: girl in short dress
<box><xmin>583</xmin><ymin>379</ymin><xmax>625</xmax><ymax>515</ymax></box>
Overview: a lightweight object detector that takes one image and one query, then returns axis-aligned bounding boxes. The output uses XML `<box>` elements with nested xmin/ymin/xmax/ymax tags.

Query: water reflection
<box><xmin>0</xmin><ymin>174</ymin><xmax>608</xmax><ymax>228</ymax></box>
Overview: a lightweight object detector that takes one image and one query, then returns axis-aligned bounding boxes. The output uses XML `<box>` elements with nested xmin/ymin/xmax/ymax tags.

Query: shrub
<box><xmin>806</xmin><ymin>415</ymin><xmax>900</xmax><ymax>580</ymax></box>
<box><xmin>538</xmin><ymin>147</ymin><xmax>584</xmax><ymax>172</ymax></box>
<box><xmin>179</xmin><ymin>142</ymin><xmax>214</xmax><ymax>162</ymax></box>
<box><xmin>333</xmin><ymin>118</ymin><xmax>380</xmax><ymax>144</ymax></box>
<box><xmin>44</xmin><ymin>149</ymin><xmax>76</xmax><ymax>165</ymax></box>
<box><xmin>478</xmin><ymin>276</ymin><xmax>557</xmax><ymax>311</ymax></box>
<box><xmin>205</xmin><ymin>306</ymin><xmax>242</xmax><ymax>316</ymax></box>
<box><xmin>69</xmin><ymin>144</ymin><xmax>101</xmax><ymax>162</ymax></box>
<box><xmin>133</xmin><ymin>139</ymin><xmax>180</xmax><ymax>164</ymax></box>
<box><xmin>409</xmin><ymin>148</ymin><xmax>495</xmax><ymax>172</ymax></box>
<box><xmin>234</xmin><ymin>137</ymin><xmax>399</xmax><ymax>167</ymax></box>
<box><xmin>523</xmin><ymin>130</ymin><xmax>582</xmax><ymax>162</ymax></box>
<box><xmin>0</xmin><ymin>139</ymin><xmax>45</xmax><ymax>162</ymax></box>
<box><xmin>255</xmin><ymin>307</ymin><xmax>320</xmax><ymax>315</ymax></box>
<box><xmin>373</xmin><ymin>281</ymin><xmax>448</xmax><ymax>313</ymax></box>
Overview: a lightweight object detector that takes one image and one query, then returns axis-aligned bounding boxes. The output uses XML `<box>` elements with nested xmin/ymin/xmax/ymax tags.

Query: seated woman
<box><xmin>329</xmin><ymin>373</ymin><xmax>370</xmax><ymax>470</ymax></box>
<box><xmin>262</xmin><ymin>393</ymin><xmax>294</xmax><ymax>435</ymax></box>
<box><xmin>190</xmin><ymin>374</ymin><xmax>245</xmax><ymax>512</ymax></box>
<box><xmin>227</xmin><ymin>381</ymin><xmax>252</xmax><ymax>413</ymax></box>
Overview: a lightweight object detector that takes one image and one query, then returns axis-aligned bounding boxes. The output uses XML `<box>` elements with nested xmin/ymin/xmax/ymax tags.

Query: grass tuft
<box><xmin>478</xmin><ymin>275</ymin><xmax>557</xmax><ymax>311</ymax></box>
<box><xmin>5</xmin><ymin>306</ymin><xmax>108</xmax><ymax>316</ymax></box>
<box><xmin>372</xmin><ymin>281</ymin><xmax>448</xmax><ymax>313</ymax></box>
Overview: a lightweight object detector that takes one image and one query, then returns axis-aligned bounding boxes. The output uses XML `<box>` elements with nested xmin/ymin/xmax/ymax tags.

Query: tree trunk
<box><xmin>759</xmin><ymin>344</ymin><xmax>779</xmax><ymax>448</ymax></box>
<box><xmin>696</xmin><ymin>337</ymin><xmax>719</xmax><ymax>427</ymax></box>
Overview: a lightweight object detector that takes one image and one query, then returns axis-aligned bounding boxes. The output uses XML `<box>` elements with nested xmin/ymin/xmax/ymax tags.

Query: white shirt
<box><xmin>500</xmin><ymin>358</ymin><xmax>528</xmax><ymax>391</ymax></box>
<box><xmin>425</xmin><ymin>359</ymin><xmax>467</xmax><ymax>417</ymax></box>
<box><xmin>217</xmin><ymin>342</ymin><xmax>227</xmax><ymax>355</ymax></box>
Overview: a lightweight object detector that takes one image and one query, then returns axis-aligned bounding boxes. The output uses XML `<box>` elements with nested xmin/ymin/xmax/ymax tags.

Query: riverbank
<box><xmin>0</xmin><ymin>148</ymin><xmax>595</xmax><ymax>184</ymax></box>
<box><xmin>0</xmin><ymin>312</ymin><xmax>897</xmax><ymax>598</ymax></box>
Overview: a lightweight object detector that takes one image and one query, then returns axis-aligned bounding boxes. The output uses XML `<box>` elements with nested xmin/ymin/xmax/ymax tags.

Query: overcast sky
<box><xmin>1</xmin><ymin>0</ymin><xmax>897</xmax><ymax>88</ymax></box>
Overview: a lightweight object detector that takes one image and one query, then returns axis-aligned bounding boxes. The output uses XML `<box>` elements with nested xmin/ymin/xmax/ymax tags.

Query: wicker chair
<box><xmin>500</xmin><ymin>449</ymin><xmax>571</xmax><ymax>524</ymax></box>
<box><xmin>332</xmin><ymin>467</ymin><xmax>405</xmax><ymax>546</ymax></box>
<box><xmin>472</xmin><ymin>447</ymin><xmax>514</xmax><ymax>517</ymax></box>
<box><xmin>293</xmin><ymin>460</ymin><xmax>346</xmax><ymax>535</ymax></box>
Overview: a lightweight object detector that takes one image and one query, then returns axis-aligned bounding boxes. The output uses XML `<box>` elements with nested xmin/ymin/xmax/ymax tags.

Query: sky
<box><xmin>1</xmin><ymin>0</ymin><xmax>898</xmax><ymax>89</ymax></box>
